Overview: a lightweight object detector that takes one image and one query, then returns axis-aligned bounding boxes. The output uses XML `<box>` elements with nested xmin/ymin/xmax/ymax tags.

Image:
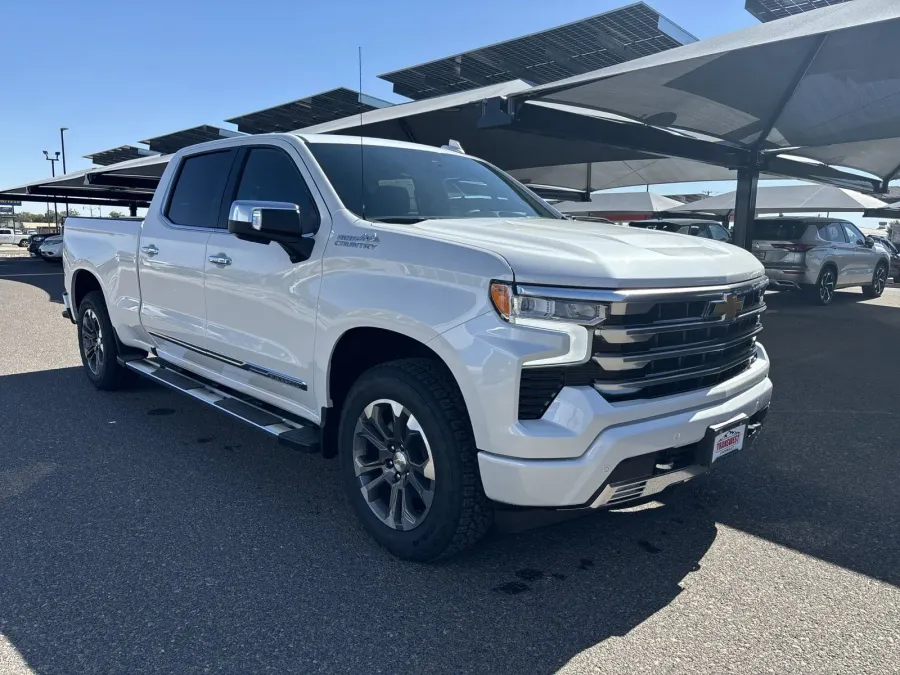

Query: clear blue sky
<box><xmin>10</xmin><ymin>0</ymin><xmax>867</xmax><ymax>222</ymax></box>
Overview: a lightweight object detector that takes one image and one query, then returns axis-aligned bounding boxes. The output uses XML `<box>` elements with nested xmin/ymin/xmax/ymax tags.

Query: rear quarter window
<box><xmin>753</xmin><ymin>220</ymin><xmax>808</xmax><ymax>240</ymax></box>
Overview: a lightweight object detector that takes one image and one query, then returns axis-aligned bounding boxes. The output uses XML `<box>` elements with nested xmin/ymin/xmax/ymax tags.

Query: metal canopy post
<box><xmin>733</xmin><ymin>167</ymin><xmax>759</xmax><ymax>251</ymax></box>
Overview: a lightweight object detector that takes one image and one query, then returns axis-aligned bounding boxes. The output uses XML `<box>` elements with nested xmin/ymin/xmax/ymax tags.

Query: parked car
<box><xmin>870</xmin><ymin>235</ymin><xmax>900</xmax><ymax>283</ymax></box>
<box><xmin>38</xmin><ymin>235</ymin><xmax>63</xmax><ymax>262</ymax></box>
<box><xmin>62</xmin><ymin>133</ymin><xmax>772</xmax><ymax>560</ymax></box>
<box><xmin>628</xmin><ymin>218</ymin><xmax>732</xmax><ymax>243</ymax></box>
<box><xmin>752</xmin><ymin>217</ymin><xmax>890</xmax><ymax>305</ymax></box>
<box><xmin>0</xmin><ymin>228</ymin><xmax>31</xmax><ymax>247</ymax></box>
<box><xmin>28</xmin><ymin>233</ymin><xmax>55</xmax><ymax>256</ymax></box>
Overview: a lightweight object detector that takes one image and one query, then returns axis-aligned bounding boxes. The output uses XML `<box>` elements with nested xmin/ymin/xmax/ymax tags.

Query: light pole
<box><xmin>42</xmin><ymin>150</ymin><xmax>60</xmax><ymax>230</ymax></box>
<box><xmin>60</xmin><ymin>127</ymin><xmax>69</xmax><ymax>216</ymax></box>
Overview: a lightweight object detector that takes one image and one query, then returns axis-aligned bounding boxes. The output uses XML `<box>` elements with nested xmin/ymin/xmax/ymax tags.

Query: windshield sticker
<box><xmin>335</xmin><ymin>232</ymin><xmax>380</xmax><ymax>250</ymax></box>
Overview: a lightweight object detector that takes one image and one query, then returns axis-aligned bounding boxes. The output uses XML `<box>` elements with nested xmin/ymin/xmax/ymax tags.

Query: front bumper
<box><xmin>477</xmin><ymin>374</ymin><xmax>772</xmax><ymax>508</ymax></box>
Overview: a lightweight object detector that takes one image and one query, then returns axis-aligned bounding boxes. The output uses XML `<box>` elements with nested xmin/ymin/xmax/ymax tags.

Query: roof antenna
<box><xmin>358</xmin><ymin>46</ymin><xmax>366</xmax><ymax>221</ymax></box>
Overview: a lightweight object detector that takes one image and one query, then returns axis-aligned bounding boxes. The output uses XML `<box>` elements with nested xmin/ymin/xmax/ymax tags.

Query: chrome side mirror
<box><xmin>228</xmin><ymin>200</ymin><xmax>314</xmax><ymax>263</ymax></box>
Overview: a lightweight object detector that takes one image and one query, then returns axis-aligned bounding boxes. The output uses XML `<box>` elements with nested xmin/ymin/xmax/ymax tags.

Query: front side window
<box><xmin>234</xmin><ymin>147</ymin><xmax>320</xmax><ymax>234</ymax></box>
<box><xmin>842</xmin><ymin>223</ymin><xmax>865</xmax><ymax>246</ymax></box>
<box><xmin>306</xmin><ymin>142</ymin><xmax>557</xmax><ymax>223</ymax></box>
<box><xmin>166</xmin><ymin>151</ymin><xmax>235</xmax><ymax>228</ymax></box>
<box><xmin>709</xmin><ymin>224</ymin><xmax>730</xmax><ymax>241</ymax></box>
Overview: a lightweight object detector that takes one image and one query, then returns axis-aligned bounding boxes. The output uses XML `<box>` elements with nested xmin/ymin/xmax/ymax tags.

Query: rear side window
<box><xmin>233</xmin><ymin>147</ymin><xmax>320</xmax><ymax>234</ymax></box>
<box><xmin>818</xmin><ymin>223</ymin><xmax>846</xmax><ymax>243</ymax></box>
<box><xmin>166</xmin><ymin>150</ymin><xmax>235</xmax><ymax>228</ymax></box>
<box><xmin>753</xmin><ymin>219</ymin><xmax>807</xmax><ymax>241</ymax></box>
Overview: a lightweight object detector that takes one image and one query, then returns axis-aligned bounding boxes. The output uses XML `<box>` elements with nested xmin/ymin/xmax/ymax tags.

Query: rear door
<box><xmin>203</xmin><ymin>141</ymin><xmax>327</xmax><ymax>416</ymax></box>
<box><xmin>138</xmin><ymin>148</ymin><xmax>237</xmax><ymax>348</ymax></box>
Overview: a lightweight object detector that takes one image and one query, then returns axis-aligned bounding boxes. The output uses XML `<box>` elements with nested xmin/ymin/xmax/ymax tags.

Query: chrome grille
<box><xmin>591</xmin><ymin>279</ymin><xmax>766</xmax><ymax>401</ymax></box>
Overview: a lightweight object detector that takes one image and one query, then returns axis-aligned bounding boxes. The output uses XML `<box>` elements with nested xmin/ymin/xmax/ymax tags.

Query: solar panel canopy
<box><xmin>226</xmin><ymin>88</ymin><xmax>392</xmax><ymax>134</ymax></box>
<box><xmin>745</xmin><ymin>0</ymin><xmax>855</xmax><ymax>22</ymax></box>
<box><xmin>378</xmin><ymin>2</ymin><xmax>697</xmax><ymax>100</ymax></box>
<box><xmin>140</xmin><ymin>125</ymin><xmax>242</xmax><ymax>154</ymax></box>
<box><xmin>84</xmin><ymin>145</ymin><xmax>158</xmax><ymax>167</ymax></box>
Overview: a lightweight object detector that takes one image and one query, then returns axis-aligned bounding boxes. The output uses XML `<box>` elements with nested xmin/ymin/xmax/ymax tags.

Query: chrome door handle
<box><xmin>208</xmin><ymin>254</ymin><xmax>232</xmax><ymax>266</ymax></box>
<box><xmin>141</xmin><ymin>244</ymin><xmax>159</xmax><ymax>256</ymax></box>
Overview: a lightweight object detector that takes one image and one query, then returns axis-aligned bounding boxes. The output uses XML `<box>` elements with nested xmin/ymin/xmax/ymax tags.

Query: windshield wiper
<box><xmin>368</xmin><ymin>216</ymin><xmax>428</xmax><ymax>224</ymax></box>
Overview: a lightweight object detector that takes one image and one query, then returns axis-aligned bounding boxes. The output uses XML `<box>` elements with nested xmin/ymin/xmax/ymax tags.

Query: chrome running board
<box><xmin>124</xmin><ymin>357</ymin><xmax>320</xmax><ymax>453</ymax></box>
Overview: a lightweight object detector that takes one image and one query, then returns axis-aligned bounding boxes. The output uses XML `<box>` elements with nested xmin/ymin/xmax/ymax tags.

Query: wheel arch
<box><xmin>321</xmin><ymin>325</ymin><xmax>480</xmax><ymax>458</ymax></box>
<box><xmin>71</xmin><ymin>268</ymin><xmax>105</xmax><ymax>314</ymax></box>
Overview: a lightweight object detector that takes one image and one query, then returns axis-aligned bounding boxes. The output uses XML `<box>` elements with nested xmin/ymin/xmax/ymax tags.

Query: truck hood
<box><xmin>402</xmin><ymin>217</ymin><xmax>765</xmax><ymax>288</ymax></box>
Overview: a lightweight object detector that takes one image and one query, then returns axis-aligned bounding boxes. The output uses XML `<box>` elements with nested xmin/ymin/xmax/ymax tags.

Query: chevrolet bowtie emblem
<box><xmin>707</xmin><ymin>293</ymin><xmax>745</xmax><ymax>321</ymax></box>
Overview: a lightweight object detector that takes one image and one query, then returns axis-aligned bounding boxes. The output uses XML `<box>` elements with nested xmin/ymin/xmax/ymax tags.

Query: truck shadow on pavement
<box><xmin>1</xmin><ymin>289</ymin><xmax>898</xmax><ymax>673</ymax></box>
<box><xmin>0</xmin><ymin>256</ymin><xmax>64</xmax><ymax>304</ymax></box>
<box><xmin>0</xmin><ymin>367</ymin><xmax>716</xmax><ymax>674</ymax></box>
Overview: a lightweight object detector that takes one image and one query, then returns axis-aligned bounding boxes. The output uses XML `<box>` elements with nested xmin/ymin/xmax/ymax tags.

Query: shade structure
<box><xmin>484</xmin><ymin>0</ymin><xmax>900</xmax><ymax>186</ymax></box>
<box><xmin>668</xmin><ymin>184</ymin><xmax>888</xmax><ymax>215</ymax></box>
<box><xmin>479</xmin><ymin>0</ymin><xmax>900</xmax><ymax>247</ymax></box>
<box><xmin>863</xmin><ymin>203</ymin><xmax>900</xmax><ymax>219</ymax></box>
<box><xmin>0</xmin><ymin>153</ymin><xmax>171</xmax><ymax>208</ymax></box>
<box><xmin>555</xmin><ymin>191</ymin><xmax>683</xmax><ymax>219</ymax></box>
<box><xmin>300</xmin><ymin>82</ymin><xmax>873</xmax><ymax>195</ymax></box>
<box><xmin>298</xmin><ymin>81</ymin><xmax>672</xmax><ymax>174</ymax></box>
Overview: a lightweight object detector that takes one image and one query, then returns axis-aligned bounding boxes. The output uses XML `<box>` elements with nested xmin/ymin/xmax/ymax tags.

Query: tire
<box><xmin>338</xmin><ymin>358</ymin><xmax>493</xmax><ymax>561</ymax></box>
<box><xmin>809</xmin><ymin>266</ymin><xmax>837</xmax><ymax>305</ymax></box>
<box><xmin>863</xmin><ymin>263</ymin><xmax>888</xmax><ymax>298</ymax></box>
<box><xmin>77</xmin><ymin>291</ymin><xmax>129</xmax><ymax>390</ymax></box>
<box><xmin>18</xmin><ymin>239</ymin><xmax>28</xmax><ymax>247</ymax></box>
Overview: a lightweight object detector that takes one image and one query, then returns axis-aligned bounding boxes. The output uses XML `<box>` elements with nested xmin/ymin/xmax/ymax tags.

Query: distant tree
<box><xmin>108</xmin><ymin>211</ymin><xmax>123</xmax><ymax>219</ymax></box>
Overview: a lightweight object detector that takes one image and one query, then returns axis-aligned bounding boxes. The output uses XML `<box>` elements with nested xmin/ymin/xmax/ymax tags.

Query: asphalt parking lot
<box><xmin>1</xmin><ymin>252</ymin><xmax>898</xmax><ymax>675</ymax></box>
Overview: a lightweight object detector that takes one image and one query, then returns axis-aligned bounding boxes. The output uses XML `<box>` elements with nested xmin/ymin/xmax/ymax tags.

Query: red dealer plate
<box><xmin>711</xmin><ymin>424</ymin><xmax>746</xmax><ymax>463</ymax></box>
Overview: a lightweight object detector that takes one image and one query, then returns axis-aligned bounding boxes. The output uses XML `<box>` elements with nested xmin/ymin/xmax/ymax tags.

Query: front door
<box><xmin>138</xmin><ymin>148</ymin><xmax>237</xmax><ymax>348</ymax></box>
<box><xmin>203</xmin><ymin>142</ymin><xmax>327</xmax><ymax>417</ymax></box>
<box><xmin>841</xmin><ymin>222</ymin><xmax>875</xmax><ymax>284</ymax></box>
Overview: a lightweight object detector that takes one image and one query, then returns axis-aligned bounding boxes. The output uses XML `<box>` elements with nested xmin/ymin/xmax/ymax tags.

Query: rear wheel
<box><xmin>863</xmin><ymin>263</ymin><xmax>888</xmax><ymax>298</ymax></box>
<box><xmin>810</xmin><ymin>266</ymin><xmax>836</xmax><ymax>305</ymax></box>
<box><xmin>338</xmin><ymin>358</ymin><xmax>493</xmax><ymax>561</ymax></box>
<box><xmin>77</xmin><ymin>291</ymin><xmax>129</xmax><ymax>390</ymax></box>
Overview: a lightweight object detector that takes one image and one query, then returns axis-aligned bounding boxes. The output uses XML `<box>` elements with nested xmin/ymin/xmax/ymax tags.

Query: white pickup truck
<box><xmin>62</xmin><ymin>133</ymin><xmax>772</xmax><ymax>560</ymax></box>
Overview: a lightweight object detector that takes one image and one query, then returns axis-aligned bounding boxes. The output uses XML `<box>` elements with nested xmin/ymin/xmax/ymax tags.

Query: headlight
<box><xmin>490</xmin><ymin>282</ymin><xmax>607</xmax><ymax>326</ymax></box>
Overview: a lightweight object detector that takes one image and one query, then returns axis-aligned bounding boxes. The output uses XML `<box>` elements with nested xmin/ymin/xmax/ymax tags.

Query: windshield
<box><xmin>307</xmin><ymin>142</ymin><xmax>558</xmax><ymax>223</ymax></box>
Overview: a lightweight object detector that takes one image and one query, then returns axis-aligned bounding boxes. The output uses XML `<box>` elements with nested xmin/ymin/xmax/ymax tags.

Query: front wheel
<box><xmin>77</xmin><ymin>291</ymin><xmax>129</xmax><ymax>390</ymax></box>
<box><xmin>863</xmin><ymin>263</ymin><xmax>888</xmax><ymax>298</ymax></box>
<box><xmin>338</xmin><ymin>358</ymin><xmax>493</xmax><ymax>561</ymax></box>
<box><xmin>18</xmin><ymin>239</ymin><xmax>28</xmax><ymax>247</ymax></box>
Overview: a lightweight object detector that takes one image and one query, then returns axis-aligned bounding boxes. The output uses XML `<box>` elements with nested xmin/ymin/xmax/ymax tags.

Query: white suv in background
<box><xmin>752</xmin><ymin>217</ymin><xmax>890</xmax><ymax>305</ymax></box>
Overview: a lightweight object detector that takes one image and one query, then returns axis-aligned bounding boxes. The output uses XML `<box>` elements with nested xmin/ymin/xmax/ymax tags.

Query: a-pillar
<box><xmin>732</xmin><ymin>167</ymin><xmax>759</xmax><ymax>251</ymax></box>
